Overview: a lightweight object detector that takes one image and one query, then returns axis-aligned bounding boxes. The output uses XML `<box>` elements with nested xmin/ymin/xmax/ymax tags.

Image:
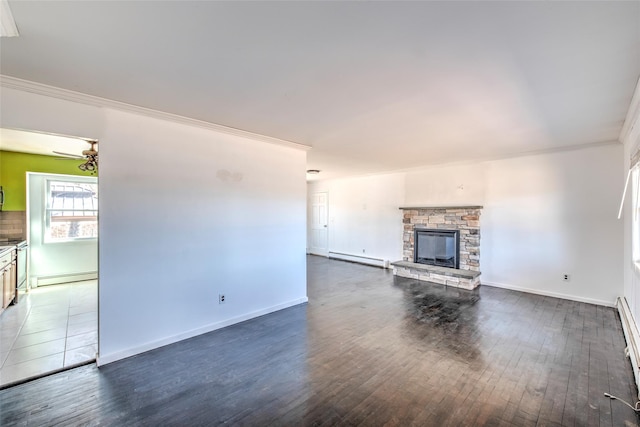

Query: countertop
<box><xmin>0</xmin><ymin>245</ymin><xmax>15</xmax><ymax>257</ymax></box>
<box><xmin>0</xmin><ymin>239</ymin><xmax>27</xmax><ymax>246</ymax></box>
<box><xmin>0</xmin><ymin>239</ymin><xmax>27</xmax><ymax>257</ymax></box>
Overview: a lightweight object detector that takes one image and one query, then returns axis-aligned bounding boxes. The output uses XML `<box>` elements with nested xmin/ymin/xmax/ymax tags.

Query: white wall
<box><xmin>308</xmin><ymin>173</ymin><xmax>405</xmax><ymax>264</ymax></box>
<box><xmin>99</xmin><ymin>109</ymin><xmax>307</xmax><ymax>362</ymax></box>
<box><xmin>308</xmin><ymin>144</ymin><xmax>623</xmax><ymax>306</ymax></box>
<box><xmin>27</xmin><ymin>173</ymin><xmax>98</xmax><ymax>284</ymax></box>
<box><xmin>1</xmin><ymin>85</ymin><xmax>308</xmax><ymax>364</ymax></box>
<box><xmin>404</xmin><ymin>163</ymin><xmax>485</xmax><ymax>207</ymax></box>
<box><xmin>482</xmin><ymin>146</ymin><xmax>623</xmax><ymax>305</ymax></box>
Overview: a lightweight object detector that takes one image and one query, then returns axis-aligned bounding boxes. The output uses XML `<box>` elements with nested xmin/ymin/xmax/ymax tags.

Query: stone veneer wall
<box><xmin>401</xmin><ymin>206</ymin><xmax>481</xmax><ymax>271</ymax></box>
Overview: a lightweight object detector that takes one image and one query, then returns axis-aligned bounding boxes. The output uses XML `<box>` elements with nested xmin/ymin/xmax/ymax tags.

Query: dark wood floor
<box><xmin>1</xmin><ymin>256</ymin><xmax>638</xmax><ymax>426</ymax></box>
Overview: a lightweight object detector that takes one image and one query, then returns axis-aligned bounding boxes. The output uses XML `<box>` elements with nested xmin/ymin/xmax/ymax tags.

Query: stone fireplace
<box><xmin>392</xmin><ymin>206</ymin><xmax>482</xmax><ymax>290</ymax></box>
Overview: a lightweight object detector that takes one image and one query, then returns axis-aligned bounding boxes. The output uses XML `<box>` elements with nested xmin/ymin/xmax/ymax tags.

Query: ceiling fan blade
<box><xmin>53</xmin><ymin>151</ymin><xmax>84</xmax><ymax>158</ymax></box>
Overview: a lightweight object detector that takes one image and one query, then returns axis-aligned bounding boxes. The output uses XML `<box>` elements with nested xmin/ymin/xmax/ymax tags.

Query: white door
<box><xmin>310</xmin><ymin>192</ymin><xmax>328</xmax><ymax>256</ymax></box>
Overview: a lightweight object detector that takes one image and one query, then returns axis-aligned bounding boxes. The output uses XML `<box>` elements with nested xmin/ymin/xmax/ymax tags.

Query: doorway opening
<box><xmin>0</xmin><ymin>129</ymin><xmax>99</xmax><ymax>388</ymax></box>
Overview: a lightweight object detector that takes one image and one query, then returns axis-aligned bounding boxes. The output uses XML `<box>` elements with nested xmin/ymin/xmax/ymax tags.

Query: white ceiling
<box><xmin>1</xmin><ymin>1</ymin><xmax>639</xmax><ymax>180</ymax></box>
<box><xmin>0</xmin><ymin>128</ymin><xmax>91</xmax><ymax>157</ymax></box>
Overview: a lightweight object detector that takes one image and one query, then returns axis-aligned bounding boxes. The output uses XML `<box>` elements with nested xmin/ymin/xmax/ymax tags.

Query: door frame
<box><xmin>308</xmin><ymin>191</ymin><xmax>329</xmax><ymax>256</ymax></box>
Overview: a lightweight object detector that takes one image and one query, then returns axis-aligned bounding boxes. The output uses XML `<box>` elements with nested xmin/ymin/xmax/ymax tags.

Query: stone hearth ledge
<box><xmin>398</xmin><ymin>206</ymin><xmax>483</xmax><ymax>210</ymax></box>
<box><xmin>391</xmin><ymin>261</ymin><xmax>481</xmax><ymax>290</ymax></box>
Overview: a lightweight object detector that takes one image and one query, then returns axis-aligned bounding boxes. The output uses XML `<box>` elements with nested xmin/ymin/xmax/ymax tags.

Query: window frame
<box><xmin>43</xmin><ymin>177</ymin><xmax>98</xmax><ymax>244</ymax></box>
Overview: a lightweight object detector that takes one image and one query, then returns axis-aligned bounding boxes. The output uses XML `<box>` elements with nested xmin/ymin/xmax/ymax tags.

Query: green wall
<box><xmin>0</xmin><ymin>150</ymin><xmax>93</xmax><ymax>211</ymax></box>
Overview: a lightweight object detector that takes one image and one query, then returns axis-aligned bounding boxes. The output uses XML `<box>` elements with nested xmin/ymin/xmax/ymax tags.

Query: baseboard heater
<box><xmin>328</xmin><ymin>251</ymin><xmax>389</xmax><ymax>268</ymax></box>
<box><xmin>617</xmin><ymin>296</ymin><xmax>640</xmax><ymax>399</ymax></box>
<box><xmin>33</xmin><ymin>271</ymin><xmax>98</xmax><ymax>287</ymax></box>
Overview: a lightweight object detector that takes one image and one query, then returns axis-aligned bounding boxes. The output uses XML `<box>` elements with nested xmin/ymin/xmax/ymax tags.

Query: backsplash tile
<box><xmin>0</xmin><ymin>211</ymin><xmax>26</xmax><ymax>241</ymax></box>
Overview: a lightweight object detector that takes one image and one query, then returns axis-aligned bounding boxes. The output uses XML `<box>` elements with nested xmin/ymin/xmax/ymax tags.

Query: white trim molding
<box><xmin>96</xmin><ymin>297</ymin><xmax>309</xmax><ymax>366</ymax></box>
<box><xmin>482</xmin><ymin>280</ymin><xmax>616</xmax><ymax>308</ymax></box>
<box><xmin>617</xmin><ymin>296</ymin><xmax>640</xmax><ymax>400</ymax></box>
<box><xmin>328</xmin><ymin>251</ymin><xmax>389</xmax><ymax>268</ymax></box>
<box><xmin>0</xmin><ymin>75</ymin><xmax>311</xmax><ymax>152</ymax></box>
<box><xmin>33</xmin><ymin>272</ymin><xmax>98</xmax><ymax>287</ymax></box>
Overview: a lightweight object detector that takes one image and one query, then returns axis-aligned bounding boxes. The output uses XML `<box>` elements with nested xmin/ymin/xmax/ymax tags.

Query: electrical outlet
<box><xmin>219</xmin><ymin>294</ymin><xmax>226</xmax><ymax>304</ymax></box>
<box><xmin>362</xmin><ymin>249</ymin><xmax>366</xmax><ymax>253</ymax></box>
<box><xmin>563</xmin><ymin>274</ymin><xmax>570</xmax><ymax>282</ymax></box>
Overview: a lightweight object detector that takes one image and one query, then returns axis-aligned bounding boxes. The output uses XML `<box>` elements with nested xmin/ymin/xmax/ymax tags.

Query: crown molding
<box><xmin>0</xmin><ymin>75</ymin><xmax>311</xmax><ymax>152</ymax></box>
<box><xmin>620</xmin><ymin>76</ymin><xmax>640</xmax><ymax>146</ymax></box>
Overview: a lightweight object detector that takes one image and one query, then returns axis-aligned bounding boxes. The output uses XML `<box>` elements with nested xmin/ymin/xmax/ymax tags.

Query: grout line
<box><xmin>0</xmin><ymin>282</ymin><xmax>97</xmax><ymax>384</ymax></box>
<box><xmin>0</xmin><ymin>292</ymin><xmax>34</xmax><ymax>370</ymax></box>
<box><xmin>62</xmin><ymin>284</ymin><xmax>72</xmax><ymax>366</ymax></box>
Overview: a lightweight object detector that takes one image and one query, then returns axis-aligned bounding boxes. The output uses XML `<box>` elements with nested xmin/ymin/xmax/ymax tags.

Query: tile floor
<box><xmin>0</xmin><ymin>280</ymin><xmax>97</xmax><ymax>387</ymax></box>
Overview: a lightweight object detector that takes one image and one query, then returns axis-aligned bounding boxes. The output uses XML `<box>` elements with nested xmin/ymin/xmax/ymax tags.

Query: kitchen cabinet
<box><xmin>1</xmin><ymin>249</ymin><xmax>16</xmax><ymax>312</ymax></box>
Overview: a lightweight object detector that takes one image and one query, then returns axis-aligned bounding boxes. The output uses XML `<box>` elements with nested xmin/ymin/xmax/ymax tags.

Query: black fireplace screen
<box><xmin>414</xmin><ymin>228</ymin><xmax>460</xmax><ymax>269</ymax></box>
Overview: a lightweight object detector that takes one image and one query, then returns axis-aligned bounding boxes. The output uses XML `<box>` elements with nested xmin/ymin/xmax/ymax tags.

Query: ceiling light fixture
<box><xmin>53</xmin><ymin>140</ymin><xmax>98</xmax><ymax>175</ymax></box>
<box><xmin>77</xmin><ymin>141</ymin><xmax>98</xmax><ymax>174</ymax></box>
<box><xmin>306</xmin><ymin>169</ymin><xmax>321</xmax><ymax>174</ymax></box>
<box><xmin>0</xmin><ymin>0</ymin><xmax>19</xmax><ymax>37</ymax></box>
<box><xmin>78</xmin><ymin>157</ymin><xmax>98</xmax><ymax>174</ymax></box>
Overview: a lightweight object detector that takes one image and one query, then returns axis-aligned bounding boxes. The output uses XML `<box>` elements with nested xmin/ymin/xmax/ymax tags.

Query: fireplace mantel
<box><xmin>399</xmin><ymin>206</ymin><xmax>483</xmax><ymax>210</ymax></box>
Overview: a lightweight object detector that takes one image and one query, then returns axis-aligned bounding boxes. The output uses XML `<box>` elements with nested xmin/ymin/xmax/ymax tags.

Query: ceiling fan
<box><xmin>54</xmin><ymin>139</ymin><xmax>98</xmax><ymax>173</ymax></box>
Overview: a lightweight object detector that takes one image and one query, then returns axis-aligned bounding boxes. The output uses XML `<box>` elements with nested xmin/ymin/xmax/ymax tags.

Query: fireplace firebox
<box><xmin>414</xmin><ymin>228</ymin><xmax>460</xmax><ymax>269</ymax></box>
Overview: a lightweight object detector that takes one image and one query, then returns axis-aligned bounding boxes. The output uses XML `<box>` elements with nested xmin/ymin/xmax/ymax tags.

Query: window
<box><xmin>45</xmin><ymin>179</ymin><xmax>98</xmax><ymax>242</ymax></box>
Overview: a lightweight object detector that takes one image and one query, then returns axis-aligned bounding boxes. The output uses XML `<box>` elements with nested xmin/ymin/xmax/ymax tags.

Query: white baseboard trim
<box><xmin>617</xmin><ymin>297</ymin><xmax>640</xmax><ymax>400</ymax></box>
<box><xmin>35</xmin><ymin>272</ymin><xmax>98</xmax><ymax>287</ymax></box>
<box><xmin>96</xmin><ymin>296</ymin><xmax>309</xmax><ymax>366</ymax></box>
<box><xmin>328</xmin><ymin>251</ymin><xmax>389</xmax><ymax>268</ymax></box>
<box><xmin>308</xmin><ymin>250</ymin><xmax>328</xmax><ymax>257</ymax></box>
<box><xmin>481</xmin><ymin>280</ymin><xmax>615</xmax><ymax>307</ymax></box>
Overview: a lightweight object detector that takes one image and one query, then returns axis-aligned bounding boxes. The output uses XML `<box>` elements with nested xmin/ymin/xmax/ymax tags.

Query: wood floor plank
<box><xmin>0</xmin><ymin>256</ymin><xmax>638</xmax><ymax>426</ymax></box>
